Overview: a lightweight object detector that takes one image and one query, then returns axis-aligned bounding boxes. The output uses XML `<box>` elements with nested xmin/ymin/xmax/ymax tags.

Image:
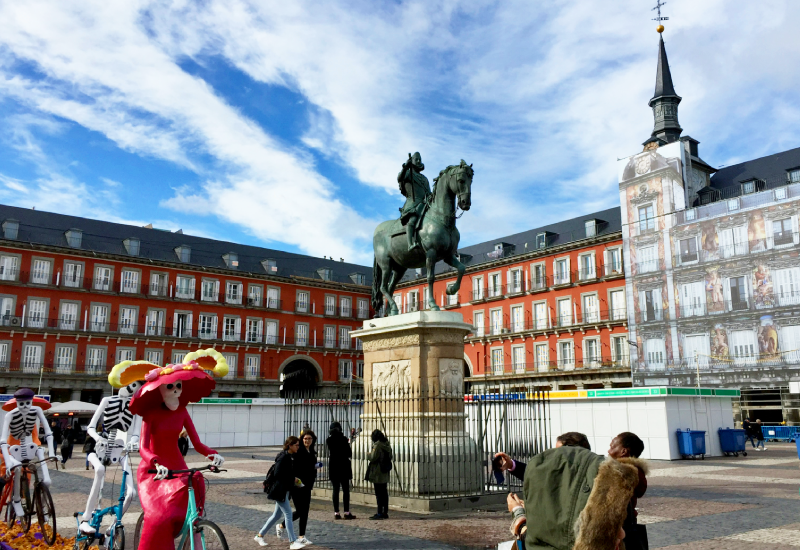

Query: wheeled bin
<box><xmin>676</xmin><ymin>429</ymin><xmax>706</xmax><ymax>459</ymax></box>
<box><xmin>718</xmin><ymin>428</ymin><xmax>747</xmax><ymax>457</ymax></box>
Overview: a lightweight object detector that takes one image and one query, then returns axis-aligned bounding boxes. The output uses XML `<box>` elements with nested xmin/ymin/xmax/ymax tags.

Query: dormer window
<box><xmin>536</xmin><ymin>233</ymin><xmax>546</xmax><ymax>249</ymax></box>
<box><xmin>2</xmin><ymin>220</ymin><xmax>19</xmax><ymax>240</ymax></box>
<box><xmin>223</xmin><ymin>252</ymin><xmax>239</xmax><ymax>269</ymax></box>
<box><xmin>65</xmin><ymin>228</ymin><xmax>82</xmax><ymax>248</ymax></box>
<box><xmin>123</xmin><ymin>238</ymin><xmax>140</xmax><ymax>256</ymax></box>
<box><xmin>262</xmin><ymin>259</ymin><xmax>277</xmax><ymax>273</ymax></box>
<box><xmin>788</xmin><ymin>168</ymin><xmax>800</xmax><ymax>184</ymax></box>
<box><xmin>317</xmin><ymin>267</ymin><xmax>333</xmax><ymax>281</ymax></box>
<box><xmin>585</xmin><ymin>220</ymin><xmax>597</xmax><ymax>238</ymax></box>
<box><xmin>350</xmin><ymin>272</ymin><xmax>366</xmax><ymax>285</ymax></box>
<box><xmin>175</xmin><ymin>245</ymin><xmax>191</xmax><ymax>263</ymax></box>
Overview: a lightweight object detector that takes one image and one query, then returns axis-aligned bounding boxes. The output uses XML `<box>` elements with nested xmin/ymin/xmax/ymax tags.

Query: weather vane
<box><xmin>652</xmin><ymin>0</ymin><xmax>669</xmax><ymax>33</ymax></box>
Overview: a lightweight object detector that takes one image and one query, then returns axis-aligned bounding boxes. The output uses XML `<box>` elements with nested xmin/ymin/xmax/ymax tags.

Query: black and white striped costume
<box><xmin>79</xmin><ymin>392</ymin><xmax>141</xmax><ymax>534</ymax></box>
<box><xmin>0</xmin><ymin>401</ymin><xmax>54</xmax><ymax>517</ymax></box>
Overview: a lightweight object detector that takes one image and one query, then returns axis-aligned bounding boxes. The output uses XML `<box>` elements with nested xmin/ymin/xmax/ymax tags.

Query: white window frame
<box><xmin>357</xmin><ymin>298</ymin><xmax>369</xmax><ymax>318</ymax></box>
<box><xmin>245</xmin><ymin>318</ymin><xmax>263</xmax><ymax>343</ymax></box>
<box><xmin>534</xmin><ymin>342</ymin><xmax>549</xmax><ymax>372</ymax></box>
<box><xmin>339</xmin><ymin>326</ymin><xmax>351</xmax><ymax>350</ymax></box>
<box><xmin>473</xmin><ymin>310</ymin><xmax>485</xmax><ymax>337</ymax></box>
<box><xmin>119</xmin><ymin>306</ymin><xmax>137</xmax><ymax>335</ymax></box>
<box><xmin>245</xmin><ymin>355</ymin><xmax>260</xmax><ymax>380</ymax></box>
<box><xmin>121</xmin><ymin>269</ymin><xmax>139</xmax><ymax>294</ymax></box>
<box><xmin>86</xmin><ymin>347</ymin><xmax>106</xmax><ymax>375</ymax></box>
<box><xmin>175</xmin><ymin>275</ymin><xmax>195</xmax><ymax>299</ymax></box>
<box><xmin>59</xmin><ymin>302</ymin><xmax>79</xmax><ymax>331</ymax></box>
<box><xmin>557</xmin><ymin>340</ymin><xmax>574</xmax><ymax>370</ymax></box>
<box><xmin>472</xmin><ymin>276</ymin><xmax>484</xmax><ymax>300</ymax></box>
<box><xmin>63</xmin><ymin>261</ymin><xmax>82</xmax><ymax>288</ymax></box>
<box><xmin>94</xmin><ymin>266</ymin><xmax>112</xmax><ymax>291</ymax></box>
<box><xmin>511</xmin><ymin>345</ymin><xmax>526</xmax><ymax>374</ymax></box>
<box><xmin>490</xmin><ymin>347</ymin><xmax>504</xmax><ymax>375</ymax></box>
<box><xmin>225</xmin><ymin>281</ymin><xmax>243</xmax><ymax>305</ymax></box>
<box><xmin>248</xmin><ymin>285</ymin><xmax>263</xmax><ymax>307</ymax></box>
<box><xmin>0</xmin><ymin>255</ymin><xmax>19</xmax><ymax>281</ymax></box>
<box><xmin>201</xmin><ymin>279</ymin><xmax>220</xmax><ymax>302</ymax></box>
<box><xmin>31</xmin><ymin>259</ymin><xmax>52</xmax><ymax>285</ymax></box>
<box><xmin>28</xmin><ymin>299</ymin><xmax>47</xmax><ymax>329</ymax></box>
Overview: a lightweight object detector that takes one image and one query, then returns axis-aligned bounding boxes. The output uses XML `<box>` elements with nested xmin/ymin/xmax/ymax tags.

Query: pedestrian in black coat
<box><xmin>254</xmin><ymin>437</ymin><xmax>302</xmax><ymax>546</ymax></box>
<box><xmin>327</xmin><ymin>421</ymin><xmax>355</xmax><ymax>519</ymax></box>
<box><xmin>279</xmin><ymin>430</ymin><xmax>319</xmax><ymax>544</ymax></box>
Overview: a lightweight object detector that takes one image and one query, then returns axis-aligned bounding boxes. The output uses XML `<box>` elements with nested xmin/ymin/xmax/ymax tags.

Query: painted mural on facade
<box><xmin>620</xmin><ymin>140</ymin><xmax>800</xmax><ymax>388</ymax></box>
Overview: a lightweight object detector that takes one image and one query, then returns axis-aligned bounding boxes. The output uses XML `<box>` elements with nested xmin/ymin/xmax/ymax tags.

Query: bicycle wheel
<box><xmin>182</xmin><ymin>520</ymin><xmax>229</xmax><ymax>550</ymax></box>
<box><xmin>111</xmin><ymin>524</ymin><xmax>125</xmax><ymax>550</ymax></box>
<box><xmin>0</xmin><ymin>477</ymin><xmax>14</xmax><ymax>527</ymax></box>
<box><xmin>132</xmin><ymin>512</ymin><xmax>144</xmax><ymax>549</ymax></box>
<box><xmin>34</xmin><ymin>483</ymin><xmax>57</xmax><ymax>545</ymax></box>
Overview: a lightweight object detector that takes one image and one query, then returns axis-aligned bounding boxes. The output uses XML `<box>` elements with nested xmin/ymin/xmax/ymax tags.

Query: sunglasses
<box><xmin>166</xmin><ymin>382</ymin><xmax>182</xmax><ymax>390</ymax></box>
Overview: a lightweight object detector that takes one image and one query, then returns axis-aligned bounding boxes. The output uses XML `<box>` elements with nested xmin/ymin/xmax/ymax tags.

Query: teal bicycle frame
<box><xmin>145</xmin><ymin>465</ymin><xmax>225</xmax><ymax>550</ymax></box>
<box><xmin>176</xmin><ymin>470</ymin><xmax>203</xmax><ymax>550</ymax></box>
<box><xmin>73</xmin><ymin>453</ymin><xmax>130</xmax><ymax>548</ymax></box>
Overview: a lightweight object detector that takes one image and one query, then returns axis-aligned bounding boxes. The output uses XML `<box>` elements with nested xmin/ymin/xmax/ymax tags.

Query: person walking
<box><xmin>50</xmin><ymin>421</ymin><xmax>62</xmax><ymax>446</ymax></box>
<box><xmin>82</xmin><ymin>425</ymin><xmax>98</xmax><ymax>470</ymax></box>
<box><xmin>743</xmin><ymin>417</ymin><xmax>757</xmax><ymax>448</ymax></box>
<box><xmin>755</xmin><ymin>419</ymin><xmax>767</xmax><ymax>451</ymax></box>
<box><xmin>254</xmin><ymin>436</ymin><xmax>305</xmax><ymax>549</ymax></box>
<box><xmin>178</xmin><ymin>428</ymin><xmax>190</xmax><ymax>457</ymax></box>
<box><xmin>366</xmin><ymin>429</ymin><xmax>392</xmax><ymax>520</ymax></box>
<box><xmin>327</xmin><ymin>422</ymin><xmax>355</xmax><ymax>520</ymax></box>
<box><xmin>278</xmin><ymin>430</ymin><xmax>318</xmax><ymax>545</ymax></box>
<box><xmin>60</xmin><ymin>423</ymin><xmax>75</xmax><ymax>467</ymax></box>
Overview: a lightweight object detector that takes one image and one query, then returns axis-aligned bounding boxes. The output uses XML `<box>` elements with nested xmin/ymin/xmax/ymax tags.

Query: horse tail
<box><xmin>371</xmin><ymin>256</ymin><xmax>382</xmax><ymax>315</ymax></box>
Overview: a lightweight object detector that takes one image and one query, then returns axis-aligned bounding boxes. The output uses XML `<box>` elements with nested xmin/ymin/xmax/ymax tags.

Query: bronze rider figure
<box><xmin>398</xmin><ymin>152</ymin><xmax>432</xmax><ymax>251</ymax></box>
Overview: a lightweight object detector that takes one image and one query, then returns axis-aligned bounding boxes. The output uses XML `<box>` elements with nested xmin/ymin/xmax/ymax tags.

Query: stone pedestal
<box><xmin>351</xmin><ymin>311</ymin><xmax>482</xmax><ymax>495</ymax></box>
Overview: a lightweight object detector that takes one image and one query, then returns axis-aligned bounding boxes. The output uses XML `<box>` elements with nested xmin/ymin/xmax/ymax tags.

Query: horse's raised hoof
<box><xmin>445</xmin><ymin>285</ymin><xmax>457</xmax><ymax>295</ymax></box>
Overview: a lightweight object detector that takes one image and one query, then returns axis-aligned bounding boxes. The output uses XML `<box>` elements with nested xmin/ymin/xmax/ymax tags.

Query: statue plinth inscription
<box><xmin>351</xmin><ymin>310</ymin><xmax>481</xmax><ymax>494</ymax></box>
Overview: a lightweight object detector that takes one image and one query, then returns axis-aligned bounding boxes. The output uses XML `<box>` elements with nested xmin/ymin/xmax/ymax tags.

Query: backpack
<box><xmin>379</xmin><ymin>448</ymin><xmax>392</xmax><ymax>473</ymax></box>
<box><xmin>262</xmin><ymin>462</ymin><xmax>278</xmax><ymax>494</ymax></box>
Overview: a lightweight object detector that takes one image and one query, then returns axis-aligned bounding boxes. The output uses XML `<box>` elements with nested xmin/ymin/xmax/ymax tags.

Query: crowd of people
<box><xmin>255</xmin><ymin>425</ymin><xmax>653</xmax><ymax>550</ymax></box>
<box><xmin>255</xmin><ymin>424</ymin><xmax>392</xmax><ymax>548</ymax></box>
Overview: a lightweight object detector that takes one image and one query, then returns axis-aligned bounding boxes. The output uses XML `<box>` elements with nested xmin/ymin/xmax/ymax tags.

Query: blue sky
<box><xmin>0</xmin><ymin>0</ymin><xmax>798</xmax><ymax>265</ymax></box>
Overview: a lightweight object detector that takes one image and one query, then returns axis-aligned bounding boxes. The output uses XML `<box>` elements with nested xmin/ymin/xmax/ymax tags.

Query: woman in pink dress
<box><xmin>122</xmin><ymin>349</ymin><xmax>228</xmax><ymax>550</ymax></box>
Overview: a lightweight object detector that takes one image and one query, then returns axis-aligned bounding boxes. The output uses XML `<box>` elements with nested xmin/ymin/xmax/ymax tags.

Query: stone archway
<box><xmin>278</xmin><ymin>355</ymin><xmax>323</xmax><ymax>397</ymax></box>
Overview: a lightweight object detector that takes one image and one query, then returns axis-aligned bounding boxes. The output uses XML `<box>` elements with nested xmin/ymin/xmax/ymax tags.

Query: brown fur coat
<box><xmin>572</xmin><ymin>458</ymin><xmax>641</xmax><ymax>550</ymax></box>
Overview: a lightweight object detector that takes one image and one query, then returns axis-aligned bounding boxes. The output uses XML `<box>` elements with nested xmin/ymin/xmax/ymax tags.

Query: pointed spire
<box><xmin>645</xmin><ymin>33</ymin><xmax>682</xmax><ymax>146</ymax></box>
<box><xmin>653</xmin><ymin>35</ymin><xmax>677</xmax><ymax>99</ymax></box>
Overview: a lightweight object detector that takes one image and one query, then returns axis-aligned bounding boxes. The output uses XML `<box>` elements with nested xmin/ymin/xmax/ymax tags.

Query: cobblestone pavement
<box><xmin>44</xmin><ymin>443</ymin><xmax>800</xmax><ymax>549</ymax></box>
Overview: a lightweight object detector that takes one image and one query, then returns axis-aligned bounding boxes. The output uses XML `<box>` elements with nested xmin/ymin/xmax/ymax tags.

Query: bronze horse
<box><xmin>372</xmin><ymin>160</ymin><xmax>473</xmax><ymax>316</ymax></box>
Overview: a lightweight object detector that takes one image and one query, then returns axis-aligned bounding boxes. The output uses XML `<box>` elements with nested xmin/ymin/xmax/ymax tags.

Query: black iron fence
<box><xmin>284</xmin><ymin>388</ymin><xmax>551</xmax><ymax>498</ymax></box>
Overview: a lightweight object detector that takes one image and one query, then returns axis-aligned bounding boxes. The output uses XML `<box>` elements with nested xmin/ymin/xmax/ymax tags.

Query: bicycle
<box><xmin>72</xmin><ymin>448</ymin><xmax>133</xmax><ymax>549</ymax></box>
<box><xmin>133</xmin><ymin>465</ymin><xmax>229</xmax><ymax>550</ymax></box>
<box><xmin>3</xmin><ymin>456</ymin><xmax>58</xmax><ymax>545</ymax></box>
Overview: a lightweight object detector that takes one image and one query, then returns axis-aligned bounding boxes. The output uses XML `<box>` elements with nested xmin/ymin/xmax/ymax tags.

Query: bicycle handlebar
<box><xmin>147</xmin><ymin>464</ymin><xmax>226</xmax><ymax>476</ymax></box>
<box><xmin>9</xmin><ymin>456</ymin><xmax>58</xmax><ymax>470</ymax></box>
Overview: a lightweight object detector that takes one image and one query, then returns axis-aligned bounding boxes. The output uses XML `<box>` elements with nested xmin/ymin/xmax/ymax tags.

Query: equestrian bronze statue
<box><xmin>372</xmin><ymin>154</ymin><xmax>473</xmax><ymax>316</ymax></box>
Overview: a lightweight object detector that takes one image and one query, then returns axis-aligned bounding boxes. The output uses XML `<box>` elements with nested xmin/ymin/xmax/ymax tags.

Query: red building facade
<box><xmin>394</xmin><ymin>208</ymin><xmax>631</xmax><ymax>392</ymax></box>
<box><xmin>0</xmin><ymin>206</ymin><xmax>370</xmax><ymax>402</ymax></box>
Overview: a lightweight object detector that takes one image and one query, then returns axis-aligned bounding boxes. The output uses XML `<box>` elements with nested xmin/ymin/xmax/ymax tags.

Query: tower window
<box><xmin>788</xmin><ymin>169</ymin><xmax>800</xmax><ymax>183</ymax></box>
<box><xmin>585</xmin><ymin>220</ymin><xmax>596</xmax><ymax>238</ymax></box>
<box><xmin>317</xmin><ymin>267</ymin><xmax>333</xmax><ymax>281</ymax></box>
<box><xmin>262</xmin><ymin>259</ymin><xmax>277</xmax><ymax>273</ymax></box>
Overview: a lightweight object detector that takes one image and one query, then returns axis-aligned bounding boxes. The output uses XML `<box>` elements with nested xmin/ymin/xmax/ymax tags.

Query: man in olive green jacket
<box><xmin>509</xmin><ymin>446</ymin><xmax>638</xmax><ymax>550</ymax></box>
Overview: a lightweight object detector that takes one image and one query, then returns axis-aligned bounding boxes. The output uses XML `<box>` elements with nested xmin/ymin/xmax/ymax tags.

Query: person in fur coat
<box><xmin>506</xmin><ymin>445</ymin><xmax>640</xmax><ymax>550</ymax></box>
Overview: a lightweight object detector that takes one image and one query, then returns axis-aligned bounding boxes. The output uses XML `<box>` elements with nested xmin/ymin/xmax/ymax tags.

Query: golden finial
<box><xmin>652</xmin><ymin>0</ymin><xmax>668</xmax><ymax>33</ymax></box>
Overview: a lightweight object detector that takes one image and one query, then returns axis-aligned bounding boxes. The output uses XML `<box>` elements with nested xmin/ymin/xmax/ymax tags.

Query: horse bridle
<box><xmin>430</xmin><ymin>165</ymin><xmax>472</xmax><ymax>221</ymax></box>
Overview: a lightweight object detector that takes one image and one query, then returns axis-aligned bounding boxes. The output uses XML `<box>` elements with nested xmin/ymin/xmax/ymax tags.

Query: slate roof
<box><xmin>400</xmin><ymin>206</ymin><xmax>622</xmax><ymax>281</ymax></box>
<box><xmin>0</xmin><ymin>204</ymin><xmax>372</xmax><ymax>286</ymax></box>
<box><xmin>710</xmin><ymin>146</ymin><xmax>800</xmax><ymax>190</ymax></box>
<box><xmin>652</xmin><ymin>35</ymin><xmax>679</xmax><ymax>101</ymax></box>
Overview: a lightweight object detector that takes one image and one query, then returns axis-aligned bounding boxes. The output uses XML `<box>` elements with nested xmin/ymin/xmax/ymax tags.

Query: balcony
<box><xmin>603</xmin><ymin>264</ymin><xmax>624</xmax><ymax>279</ymax></box>
<box><xmin>323</xmin><ymin>305</ymin><xmax>337</xmax><ymax>317</ymax></box>
<box><xmin>505</xmin><ymin>282</ymin><xmax>525</xmax><ymax>296</ymax></box>
<box><xmin>576</xmin><ymin>268</ymin><xmax>598</xmax><ymax>284</ymax></box>
<box><xmin>639</xmin><ymin>308</ymin><xmax>664</xmax><ymax>323</ymax></box>
<box><xmin>774</xmin><ymin>230</ymin><xmax>795</xmax><ymax>247</ymax></box>
<box><xmin>470</xmin><ymin>289</ymin><xmax>486</xmax><ymax>303</ymax></box>
<box><xmin>552</xmin><ymin>272</ymin><xmax>571</xmax><ymax>287</ymax></box>
<box><xmin>295</xmin><ymin>301</ymin><xmax>311</xmax><ymax>314</ymax></box>
<box><xmin>530</xmin><ymin>276</ymin><xmax>549</xmax><ymax>292</ymax></box>
<box><xmin>266</xmin><ymin>298</ymin><xmax>282</xmax><ymax>310</ymax></box>
<box><xmin>634</xmin><ymin>259</ymin><xmax>663</xmax><ymax>276</ymax></box>
<box><xmin>339</xmin><ymin>306</ymin><xmax>353</xmax><ymax>318</ymax></box>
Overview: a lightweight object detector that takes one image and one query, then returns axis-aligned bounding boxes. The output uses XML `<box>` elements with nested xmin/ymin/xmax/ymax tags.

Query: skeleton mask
<box><xmin>159</xmin><ymin>382</ymin><xmax>182</xmax><ymax>410</ymax></box>
<box><xmin>119</xmin><ymin>380</ymin><xmax>143</xmax><ymax>399</ymax></box>
<box><xmin>16</xmin><ymin>399</ymin><xmax>32</xmax><ymax>414</ymax></box>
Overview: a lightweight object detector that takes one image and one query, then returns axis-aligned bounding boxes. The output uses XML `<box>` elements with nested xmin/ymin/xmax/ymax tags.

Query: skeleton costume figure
<box><xmin>78</xmin><ymin>363</ymin><xmax>146</xmax><ymax>535</ymax></box>
<box><xmin>0</xmin><ymin>388</ymin><xmax>54</xmax><ymax>517</ymax></box>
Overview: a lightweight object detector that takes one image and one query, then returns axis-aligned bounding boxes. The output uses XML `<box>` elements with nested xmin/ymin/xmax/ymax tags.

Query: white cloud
<box><xmin>0</xmin><ymin>0</ymin><xmax>798</xmax><ymax>261</ymax></box>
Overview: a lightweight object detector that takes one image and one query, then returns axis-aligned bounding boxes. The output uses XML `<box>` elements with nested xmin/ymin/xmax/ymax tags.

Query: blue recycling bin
<box><xmin>718</xmin><ymin>428</ymin><xmax>747</xmax><ymax>457</ymax></box>
<box><xmin>676</xmin><ymin>429</ymin><xmax>706</xmax><ymax>459</ymax></box>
